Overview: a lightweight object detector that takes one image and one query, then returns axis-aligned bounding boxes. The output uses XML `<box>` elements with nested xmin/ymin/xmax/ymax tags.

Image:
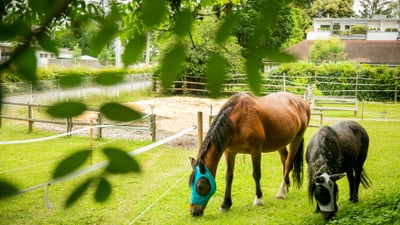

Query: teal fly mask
<box><xmin>190</xmin><ymin>165</ymin><xmax>216</xmax><ymax>206</ymax></box>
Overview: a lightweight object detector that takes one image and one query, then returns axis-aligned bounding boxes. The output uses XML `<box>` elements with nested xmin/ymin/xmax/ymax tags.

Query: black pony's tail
<box><xmin>292</xmin><ymin>138</ymin><xmax>304</xmax><ymax>188</ymax></box>
<box><xmin>360</xmin><ymin>168</ymin><xmax>371</xmax><ymax>188</ymax></box>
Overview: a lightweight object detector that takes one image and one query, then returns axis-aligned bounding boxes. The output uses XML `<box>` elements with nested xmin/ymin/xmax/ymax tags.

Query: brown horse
<box><xmin>189</xmin><ymin>92</ymin><xmax>311</xmax><ymax>216</ymax></box>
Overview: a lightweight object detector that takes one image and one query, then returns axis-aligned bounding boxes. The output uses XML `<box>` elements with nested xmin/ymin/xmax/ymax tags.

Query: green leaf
<box><xmin>141</xmin><ymin>0</ymin><xmax>168</xmax><ymax>28</ymax></box>
<box><xmin>65</xmin><ymin>178</ymin><xmax>93</xmax><ymax>208</ymax></box>
<box><xmin>100</xmin><ymin>103</ymin><xmax>143</xmax><ymax>122</ymax></box>
<box><xmin>104</xmin><ymin>147</ymin><xmax>141</xmax><ymax>174</ymax></box>
<box><xmin>59</xmin><ymin>74</ymin><xmax>81</xmax><ymax>88</ymax></box>
<box><xmin>52</xmin><ymin>150</ymin><xmax>91</xmax><ymax>179</ymax></box>
<box><xmin>173</xmin><ymin>9</ymin><xmax>193</xmax><ymax>36</ymax></box>
<box><xmin>38</xmin><ymin>33</ymin><xmax>58</xmax><ymax>53</ymax></box>
<box><xmin>246</xmin><ymin>56</ymin><xmax>262</xmax><ymax>95</ymax></box>
<box><xmin>215</xmin><ymin>12</ymin><xmax>240</xmax><ymax>44</ymax></box>
<box><xmin>14</xmin><ymin>47</ymin><xmax>37</xmax><ymax>81</ymax></box>
<box><xmin>159</xmin><ymin>42</ymin><xmax>186</xmax><ymax>89</ymax></box>
<box><xmin>95</xmin><ymin>72</ymin><xmax>124</xmax><ymax>86</ymax></box>
<box><xmin>95</xmin><ymin>177</ymin><xmax>112</xmax><ymax>202</ymax></box>
<box><xmin>0</xmin><ymin>180</ymin><xmax>18</xmax><ymax>198</ymax></box>
<box><xmin>91</xmin><ymin>22</ymin><xmax>118</xmax><ymax>56</ymax></box>
<box><xmin>0</xmin><ymin>23</ymin><xmax>30</xmax><ymax>41</ymax></box>
<box><xmin>206</xmin><ymin>53</ymin><xmax>227</xmax><ymax>97</ymax></box>
<box><xmin>265</xmin><ymin>51</ymin><xmax>296</xmax><ymax>63</ymax></box>
<box><xmin>47</xmin><ymin>101</ymin><xmax>87</xmax><ymax>118</ymax></box>
<box><xmin>122</xmin><ymin>34</ymin><xmax>147</xmax><ymax>67</ymax></box>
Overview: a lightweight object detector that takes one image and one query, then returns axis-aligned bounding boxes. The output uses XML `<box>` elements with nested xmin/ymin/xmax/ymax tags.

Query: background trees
<box><xmin>359</xmin><ymin>0</ymin><xmax>392</xmax><ymax>17</ymax></box>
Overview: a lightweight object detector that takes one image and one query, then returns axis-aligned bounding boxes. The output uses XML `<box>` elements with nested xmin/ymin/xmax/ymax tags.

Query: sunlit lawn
<box><xmin>0</xmin><ymin>100</ymin><xmax>399</xmax><ymax>224</ymax></box>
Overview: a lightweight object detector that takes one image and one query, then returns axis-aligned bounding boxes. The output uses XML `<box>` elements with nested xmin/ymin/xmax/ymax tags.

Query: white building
<box><xmin>307</xmin><ymin>15</ymin><xmax>400</xmax><ymax>40</ymax></box>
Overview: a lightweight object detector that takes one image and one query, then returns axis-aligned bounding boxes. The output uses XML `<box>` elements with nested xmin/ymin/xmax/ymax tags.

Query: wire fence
<box><xmin>157</xmin><ymin>73</ymin><xmax>399</xmax><ymax>103</ymax></box>
<box><xmin>1</xmin><ymin>73</ymin><xmax>152</xmax><ymax>103</ymax></box>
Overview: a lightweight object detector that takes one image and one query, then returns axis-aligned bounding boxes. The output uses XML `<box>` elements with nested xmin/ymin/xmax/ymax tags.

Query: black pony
<box><xmin>306</xmin><ymin>120</ymin><xmax>370</xmax><ymax>220</ymax></box>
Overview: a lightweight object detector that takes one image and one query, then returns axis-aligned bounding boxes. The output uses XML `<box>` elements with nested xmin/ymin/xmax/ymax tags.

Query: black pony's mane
<box><xmin>197</xmin><ymin>93</ymin><xmax>251</xmax><ymax>160</ymax></box>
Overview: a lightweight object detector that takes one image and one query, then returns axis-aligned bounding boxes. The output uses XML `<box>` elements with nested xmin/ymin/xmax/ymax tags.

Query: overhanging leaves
<box><xmin>122</xmin><ymin>34</ymin><xmax>147</xmax><ymax>67</ymax></box>
<box><xmin>100</xmin><ymin>103</ymin><xmax>143</xmax><ymax>122</ymax></box>
<box><xmin>65</xmin><ymin>178</ymin><xmax>93</xmax><ymax>208</ymax></box>
<box><xmin>215</xmin><ymin>12</ymin><xmax>240</xmax><ymax>44</ymax></box>
<box><xmin>159</xmin><ymin>42</ymin><xmax>186</xmax><ymax>89</ymax></box>
<box><xmin>141</xmin><ymin>0</ymin><xmax>168</xmax><ymax>28</ymax></box>
<box><xmin>38</xmin><ymin>32</ymin><xmax>58</xmax><ymax>53</ymax></box>
<box><xmin>90</xmin><ymin>21</ymin><xmax>118</xmax><ymax>56</ymax></box>
<box><xmin>95</xmin><ymin>177</ymin><xmax>112</xmax><ymax>202</ymax></box>
<box><xmin>173</xmin><ymin>9</ymin><xmax>193</xmax><ymax>37</ymax></box>
<box><xmin>0</xmin><ymin>180</ymin><xmax>18</xmax><ymax>198</ymax></box>
<box><xmin>104</xmin><ymin>147</ymin><xmax>141</xmax><ymax>174</ymax></box>
<box><xmin>14</xmin><ymin>47</ymin><xmax>37</xmax><ymax>82</ymax></box>
<box><xmin>52</xmin><ymin>150</ymin><xmax>91</xmax><ymax>179</ymax></box>
<box><xmin>206</xmin><ymin>53</ymin><xmax>227</xmax><ymax>97</ymax></box>
<box><xmin>95</xmin><ymin>72</ymin><xmax>124</xmax><ymax>86</ymax></box>
<box><xmin>47</xmin><ymin>101</ymin><xmax>87</xmax><ymax>118</ymax></box>
<box><xmin>59</xmin><ymin>74</ymin><xmax>81</xmax><ymax>88</ymax></box>
<box><xmin>245</xmin><ymin>55</ymin><xmax>262</xmax><ymax>95</ymax></box>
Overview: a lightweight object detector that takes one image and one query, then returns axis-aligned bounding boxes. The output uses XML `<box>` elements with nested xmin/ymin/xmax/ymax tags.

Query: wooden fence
<box><xmin>0</xmin><ymin>101</ymin><xmax>156</xmax><ymax>141</ymax></box>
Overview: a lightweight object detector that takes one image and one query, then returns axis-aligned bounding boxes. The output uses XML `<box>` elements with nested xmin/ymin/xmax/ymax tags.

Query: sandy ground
<box><xmin>126</xmin><ymin>96</ymin><xmax>227</xmax><ymax>149</ymax></box>
<box><xmin>34</xmin><ymin>96</ymin><xmax>228</xmax><ymax>149</ymax></box>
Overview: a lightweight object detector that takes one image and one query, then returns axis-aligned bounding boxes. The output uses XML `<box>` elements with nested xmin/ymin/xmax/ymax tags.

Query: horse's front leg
<box><xmin>220</xmin><ymin>151</ymin><xmax>236</xmax><ymax>211</ymax></box>
<box><xmin>276</xmin><ymin>147</ymin><xmax>289</xmax><ymax>199</ymax></box>
<box><xmin>251</xmin><ymin>151</ymin><xmax>263</xmax><ymax>206</ymax></box>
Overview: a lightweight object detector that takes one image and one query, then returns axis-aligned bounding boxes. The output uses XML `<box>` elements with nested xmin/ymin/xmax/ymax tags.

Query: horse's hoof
<box><xmin>275</xmin><ymin>194</ymin><xmax>286</xmax><ymax>199</ymax></box>
<box><xmin>253</xmin><ymin>196</ymin><xmax>264</xmax><ymax>206</ymax></box>
<box><xmin>219</xmin><ymin>207</ymin><xmax>230</xmax><ymax>212</ymax></box>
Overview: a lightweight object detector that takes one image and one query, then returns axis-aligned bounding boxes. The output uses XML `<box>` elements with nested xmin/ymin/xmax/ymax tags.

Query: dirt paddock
<box><xmin>34</xmin><ymin>96</ymin><xmax>228</xmax><ymax>149</ymax></box>
<box><xmin>128</xmin><ymin>96</ymin><xmax>226</xmax><ymax>149</ymax></box>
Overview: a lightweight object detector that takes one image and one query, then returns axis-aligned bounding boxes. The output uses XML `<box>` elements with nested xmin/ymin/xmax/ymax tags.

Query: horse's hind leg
<box><xmin>220</xmin><ymin>151</ymin><xmax>236</xmax><ymax>211</ymax></box>
<box><xmin>276</xmin><ymin>147</ymin><xmax>289</xmax><ymax>199</ymax></box>
<box><xmin>346</xmin><ymin>169</ymin><xmax>357</xmax><ymax>202</ymax></box>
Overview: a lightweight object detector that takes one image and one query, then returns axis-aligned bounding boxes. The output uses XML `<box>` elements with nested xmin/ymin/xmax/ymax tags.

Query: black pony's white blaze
<box><xmin>315</xmin><ymin>173</ymin><xmax>335</xmax><ymax>212</ymax></box>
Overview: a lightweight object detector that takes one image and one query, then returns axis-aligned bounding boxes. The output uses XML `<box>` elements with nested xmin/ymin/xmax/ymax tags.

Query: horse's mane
<box><xmin>307</xmin><ymin>126</ymin><xmax>342</xmax><ymax>201</ymax></box>
<box><xmin>198</xmin><ymin>93</ymin><xmax>250</xmax><ymax>159</ymax></box>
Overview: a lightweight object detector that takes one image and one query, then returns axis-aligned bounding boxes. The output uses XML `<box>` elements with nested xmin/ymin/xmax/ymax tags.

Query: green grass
<box><xmin>0</xmin><ymin>101</ymin><xmax>399</xmax><ymax>224</ymax></box>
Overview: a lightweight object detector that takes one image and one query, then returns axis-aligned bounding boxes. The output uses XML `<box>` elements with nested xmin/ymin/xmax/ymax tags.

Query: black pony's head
<box><xmin>311</xmin><ymin>173</ymin><xmax>345</xmax><ymax>220</ymax></box>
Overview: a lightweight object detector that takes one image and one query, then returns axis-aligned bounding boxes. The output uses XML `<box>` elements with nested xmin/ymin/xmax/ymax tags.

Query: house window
<box><xmin>320</xmin><ymin>25</ymin><xmax>330</xmax><ymax>31</ymax></box>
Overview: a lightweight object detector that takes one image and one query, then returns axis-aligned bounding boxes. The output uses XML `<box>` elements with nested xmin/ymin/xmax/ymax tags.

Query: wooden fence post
<box><xmin>151</xmin><ymin>114</ymin><xmax>156</xmax><ymax>142</ymax></box>
<box><xmin>97</xmin><ymin>113</ymin><xmax>103</xmax><ymax>139</ymax></box>
<box><xmin>89</xmin><ymin>120</ymin><xmax>93</xmax><ymax>165</ymax></box>
<box><xmin>28</xmin><ymin>103</ymin><xmax>33</xmax><ymax>133</ymax></box>
<box><xmin>197</xmin><ymin>112</ymin><xmax>203</xmax><ymax>150</ymax></box>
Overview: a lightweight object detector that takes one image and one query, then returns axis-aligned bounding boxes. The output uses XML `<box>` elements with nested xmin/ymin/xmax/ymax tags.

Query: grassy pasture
<box><xmin>0</xmin><ymin>101</ymin><xmax>399</xmax><ymax>224</ymax></box>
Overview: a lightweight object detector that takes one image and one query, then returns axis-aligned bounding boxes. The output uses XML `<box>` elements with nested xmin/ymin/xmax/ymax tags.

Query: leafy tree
<box><xmin>310</xmin><ymin>0</ymin><xmax>355</xmax><ymax>18</ymax></box>
<box><xmin>359</xmin><ymin>0</ymin><xmax>392</xmax><ymax>18</ymax></box>
<box><xmin>310</xmin><ymin>37</ymin><xmax>346</xmax><ymax>63</ymax></box>
<box><xmin>388</xmin><ymin>0</ymin><xmax>400</xmax><ymax>18</ymax></box>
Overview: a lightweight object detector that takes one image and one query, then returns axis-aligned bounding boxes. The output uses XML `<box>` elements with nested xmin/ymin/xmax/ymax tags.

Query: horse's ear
<box><xmin>189</xmin><ymin>157</ymin><xmax>196</xmax><ymax>168</ymax></box>
<box><xmin>198</xmin><ymin>160</ymin><xmax>206</xmax><ymax>174</ymax></box>
<box><xmin>330</xmin><ymin>173</ymin><xmax>345</xmax><ymax>181</ymax></box>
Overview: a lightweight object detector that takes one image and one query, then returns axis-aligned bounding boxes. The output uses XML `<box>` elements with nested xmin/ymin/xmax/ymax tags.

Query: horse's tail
<box><xmin>360</xmin><ymin>168</ymin><xmax>371</xmax><ymax>188</ymax></box>
<box><xmin>292</xmin><ymin>138</ymin><xmax>304</xmax><ymax>188</ymax></box>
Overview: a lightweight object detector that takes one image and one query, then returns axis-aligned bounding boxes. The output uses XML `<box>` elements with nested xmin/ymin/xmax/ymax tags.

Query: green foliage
<box><xmin>52</xmin><ymin>150</ymin><xmax>91</xmax><ymax>179</ymax></box>
<box><xmin>351</xmin><ymin>25</ymin><xmax>367</xmax><ymax>35</ymax></box>
<box><xmin>310</xmin><ymin>37</ymin><xmax>346</xmax><ymax>63</ymax></box>
<box><xmin>310</xmin><ymin>0</ymin><xmax>355</xmax><ymax>18</ymax></box>
<box><xmin>46</xmin><ymin>101</ymin><xmax>87</xmax><ymax>118</ymax></box>
<box><xmin>270</xmin><ymin>61</ymin><xmax>400</xmax><ymax>101</ymax></box>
